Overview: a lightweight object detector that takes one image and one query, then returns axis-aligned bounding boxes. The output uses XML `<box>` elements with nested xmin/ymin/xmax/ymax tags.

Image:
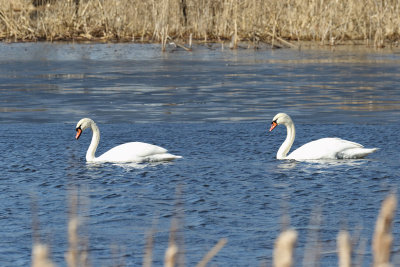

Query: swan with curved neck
<box><xmin>75</xmin><ymin>118</ymin><xmax>182</xmax><ymax>163</ymax></box>
<box><xmin>269</xmin><ymin>113</ymin><xmax>377</xmax><ymax>160</ymax></box>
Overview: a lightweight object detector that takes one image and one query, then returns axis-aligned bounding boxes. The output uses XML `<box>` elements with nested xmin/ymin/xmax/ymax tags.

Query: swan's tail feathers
<box><xmin>148</xmin><ymin>153</ymin><xmax>182</xmax><ymax>162</ymax></box>
<box><xmin>338</xmin><ymin>147</ymin><xmax>378</xmax><ymax>159</ymax></box>
<box><xmin>167</xmin><ymin>154</ymin><xmax>183</xmax><ymax>160</ymax></box>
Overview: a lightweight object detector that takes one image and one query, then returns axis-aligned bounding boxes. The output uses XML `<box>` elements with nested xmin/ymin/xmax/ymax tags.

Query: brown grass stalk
<box><xmin>273</xmin><ymin>229</ymin><xmax>297</xmax><ymax>267</ymax></box>
<box><xmin>31</xmin><ymin>194</ymin><xmax>56</xmax><ymax>267</ymax></box>
<box><xmin>196</xmin><ymin>238</ymin><xmax>228</xmax><ymax>267</ymax></box>
<box><xmin>143</xmin><ymin>228</ymin><xmax>155</xmax><ymax>267</ymax></box>
<box><xmin>65</xmin><ymin>189</ymin><xmax>89</xmax><ymax>267</ymax></box>
<box><xmin>372</xmin><ymin>194</ymin><xmax>397</xmax><ymax>267</ymax></box>
<box><xmin>164</xmin><ymin>187</ymin><xmax>182</xmax><ymax>267</ymax></box>
<box><xmin>302</xmin><ymin>207</ymin><xmax>322</xmax><ymax>267</ymax></box>
<box><xmin>65</xmin><ymin>216</ymin><xmax>80</xmax><ymax>267</ymax></box>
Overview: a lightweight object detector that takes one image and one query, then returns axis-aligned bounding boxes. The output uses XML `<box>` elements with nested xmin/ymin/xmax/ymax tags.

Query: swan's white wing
<box><xmin>96</xmin><ymin>142</ymin><xmax>181</xmax><ymax>163</ymax></box>
<box><xmin>287</xmin><ymin>138</ymin><xmax>377</xmax><ymax>160</ymax></box>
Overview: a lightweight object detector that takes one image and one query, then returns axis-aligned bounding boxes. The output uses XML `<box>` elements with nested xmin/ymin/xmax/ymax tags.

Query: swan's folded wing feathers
<box><xmin>287</xmin><ymin>137</ymin><xmax>373</xmax><ymax>160</ymax></box>
<box><xmin>97</xmin><ymin>142</ymin><xmax>170</xmax><ymax>162</ymax></box>
<box><xmin>126</xmin><ymin>142</ymin><xmax>168</xmax><ymax>156</ymax></box>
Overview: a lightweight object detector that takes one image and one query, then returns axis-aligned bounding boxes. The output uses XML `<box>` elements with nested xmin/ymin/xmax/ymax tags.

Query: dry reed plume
<box><xmin>372</xmin><ymin>194</ymin><xmax>397</xmax><ymax>267</ymax></box>
<box><xmin>1</xmin><ymin>0</ymin><xmax>400</xmax><ymax>47</ymax></box>
<box><xmin>337</xmin><ymin>230</ymin><xmax>352</xmax><ymax>267</ymax></box>
<box><xmin>32</xmin><ymin>243</ymin><xmax>55</xmax><ymax>267</ymax></box>
<box><xmin>273</xmin><ymin>229</ymin><xmax>297</xmax><ymax>267</ymax></box>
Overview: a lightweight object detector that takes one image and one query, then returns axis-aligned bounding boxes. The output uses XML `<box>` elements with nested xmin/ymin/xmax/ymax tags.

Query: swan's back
<box><xmin>96</xmin><ymin>142</ymin><xmax>181</xmax><ymax>163</ymax></box>
<box><xmin>287</xmin><ymin>138</ymin><xmax>378</xmax><ymax>160</ymax></box>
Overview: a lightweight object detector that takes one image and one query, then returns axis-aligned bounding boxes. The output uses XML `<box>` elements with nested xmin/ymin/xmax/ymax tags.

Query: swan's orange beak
<box><xmin>269</xmin><ymin>121</ymin><xmax>277</xmax><ymax>132</ymax></box>
<box><xmin>75</xmin><ymin>128</ymin><xmax>82</xmax><ymax>140</ymax></box>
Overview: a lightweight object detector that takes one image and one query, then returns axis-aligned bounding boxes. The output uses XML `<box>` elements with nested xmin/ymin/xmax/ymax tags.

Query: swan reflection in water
<box><xmin>84</xmin><ymin>161</ymin><xmax>171</xmax><ymax>170</ymax></box>
<box><xmin>276</xmin><ymin>159</ymin><xmax>369</xmax><ymax>170</ymax></box>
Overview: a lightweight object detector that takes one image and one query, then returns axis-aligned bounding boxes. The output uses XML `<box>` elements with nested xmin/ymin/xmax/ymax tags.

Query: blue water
<box><xmin>0</xmin><ymin>43</ymin><xmax>400</xmax><ymax>266</ymax></box>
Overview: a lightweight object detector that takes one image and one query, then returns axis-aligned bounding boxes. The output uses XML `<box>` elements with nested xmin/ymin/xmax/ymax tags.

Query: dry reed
<box><xmin>32</xmin><ymin>243</ymin><xmax>56</xmax><ymax>267</ymax></box>
<box><xmin>196</xmin><ymin>238</ymin><xmax>228</xmax><ymax>267</ymax></box>
<box><xmin>1</xmin><ymin>0</ymin><xmax>400</xmax><ymax>47</ymax></box>
<box><xmin>65</xmin><ymin>189</ymin><xmax>89</xmax><ymax>267</ymax></box>
<box><xmin>164</xmin><ymin>226</ymin><xmax>179</xmax><ymax>267</ymax></box>
<box><xmin>337</xmin><ymin>230</ymin><xmax>352</xmax><ymax>267</ymax></box>
<box><xmin>372</xmin><ymin>194</ymin><xmax>397</xmax><ymax>267</ymax></box>
<box><xmin>65</xmin><ymin>216</ymin><xmax>80</xmax><ymax>267</ymax></box>
<box><xmin>29</xmin><ymin>191</ymin><xmax>398</xmax><ymax>266</ymax></box>
<box><xmin>143</xmin><ymin>229</ymin><xmax>155</xmax><ymax>267</ymax></box>
<box><xmin>302</xmin><ymin>207</ymin><xmax>322</xmax><ymax>267</ymax></box>
<box><xmin>273</xmin><ymin>229</ymin><xmax>298</xmax><ymax>267</ymax></box>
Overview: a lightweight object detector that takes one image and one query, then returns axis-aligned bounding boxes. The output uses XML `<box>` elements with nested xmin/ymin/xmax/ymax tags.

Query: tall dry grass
<box><xmin>1</xmin><ymin>0</ymin><xmax>400</xmax><ymax>47</ymax></box>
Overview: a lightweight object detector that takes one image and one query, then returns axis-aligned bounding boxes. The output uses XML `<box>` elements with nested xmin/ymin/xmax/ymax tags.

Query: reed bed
<box><xmin>31</xmin><ymin>193</ymin><xmax>398</xmax><ymax>266</ymax></box>
<box><xmin>1</xmin><ymin>0</ymin><xmax>400</xmax><ymax>47</ymax></box>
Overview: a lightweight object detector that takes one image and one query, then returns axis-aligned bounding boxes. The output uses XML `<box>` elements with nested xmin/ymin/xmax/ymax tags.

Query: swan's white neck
<box><xmin>86</xmin><ymin>122</ymin><xmax>100</xmax><ymax>161</ymax></box>
<box><xmin>277</xmin><ymin>120</ymin><xmax>295</xmax><ymax>159</ymax></box>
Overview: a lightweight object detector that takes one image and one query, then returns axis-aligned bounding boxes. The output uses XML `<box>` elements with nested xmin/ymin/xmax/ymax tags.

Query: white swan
<box><xmin>269</xmin><ymin>113</ymin><xmax>378</xmax><ymax>160</ymax></box>
<box><xmin>75</xmin><ymin>118</ymin><xmax>182</xmax><ymax>163</ymax></box>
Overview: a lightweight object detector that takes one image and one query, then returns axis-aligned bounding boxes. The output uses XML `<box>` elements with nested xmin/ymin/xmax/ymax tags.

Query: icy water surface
<box><xmin>0</xmin><ymin>43</ymin><xmax>400</xmax><ymax>266</ymax></box>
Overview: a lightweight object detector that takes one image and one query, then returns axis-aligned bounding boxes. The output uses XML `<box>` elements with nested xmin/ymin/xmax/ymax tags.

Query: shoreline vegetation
<box><xmin>32</xmin><ymin>193</ymin><xmax>397</xmax><ymax>267</ymax></box>
<box><xmin>1</xmin><ymin>0</ymin><xmax>400</xmax><ymax>50</ymax></box>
